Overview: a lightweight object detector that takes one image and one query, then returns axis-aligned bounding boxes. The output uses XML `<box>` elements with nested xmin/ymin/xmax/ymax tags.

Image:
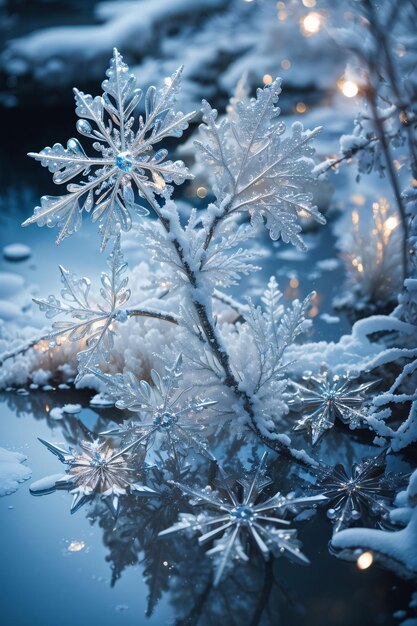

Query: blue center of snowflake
<box><xmin>90</xmin><ymin>452</ymin><xmax>107</xmax><ymax>467</ymax></box>
<box><xmin>153</xmin><ymin>412</ymin><xmax>178</xmax><ymax>430</ymax></box>
<box><xmin>116</xmin><ymin>151</ymin><xmax>134</xmax><ymax>172</ymax></box>
<box><xmin>230</xmin><ymin>505</ymin><xmax>254</xmax><ymax>523</ymax></box>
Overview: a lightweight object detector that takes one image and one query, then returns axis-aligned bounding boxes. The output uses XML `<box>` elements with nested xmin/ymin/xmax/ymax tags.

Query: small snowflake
<box><xmin>159</xmin><ymin>453</ymin><xmax>325</xmax><ymax>585</ymax></box>
<box><xmin>97</xmin><ymin>355</ymin><xmax>217</xmax><ymax>458</ymax></box>
<box><xmin>31</xmin><ymin>437</ymin><xmax>156</xmax><ymax>515</ymax></box>
<box><xmin>291</xmin><ymin>371</ymin><xmax>378</xmax><ymax>444</ymax></box>
<box><xmin>23</xmin><ymin>49</ymin><xmax>194</xmax><ymax>249</ymax></box>
<box><xmin>309</xmin><ymin>452</ymin><xmax>404</xmax><ymax>534</ymax></box>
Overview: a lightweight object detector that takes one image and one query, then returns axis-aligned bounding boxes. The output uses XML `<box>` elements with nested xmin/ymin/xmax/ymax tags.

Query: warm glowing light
<box><xmin>351</xmin><ymin>193</ymin><xmax>365</xmax><ymax>206</ymax></box>
<box><xmin>357</xmin><ymin>551</ymin><xmax>373</xmax><ymax>570</ymax></box>
<box><xmin>308</xmin><ymin>305</ymin><xmax>319</xmax><ymax>318</ymax></box>
<box><xmin>197</xmin><ymin>186</ymin><xmax>207</xmax><ymax>198</ymax></box>
<box><xmin>340</xmin><ymin>80</ymin><xmax>359</xmax><ymax>98</ymax></box>
<box><xmin>296</xmin><ymin>102</ymin><xmax>307</xmax><ymax>113</ymax></box>
<box><xmin>302</xmin><ymin>0</ymin><xmax>316</xmax><ymax>6</ymax></box>
<box><xmin>352</xmin><ymin>210</ymin><xmax>359</xmax><ymax>225</ymax></box>
<box><xmin>68</xmin><ymin>541</ymin><xmax>85</xmax><ymax>553</ymax></box>
<box><xmin>399</xmin><ymin>111</ymin><xmax>409</xmax><ymax>125</ymax></box>
<box><xmin>357</xmin><ymin>263</ymin><xmax>364</xmax><ymax>273</ymax></box>
<box><xmin>302</xmin><ymin>12</ymin><xmax>321</xmax><ymax>34</ymax></box>
<box><xmin>278</xmin><ymin>10</ymin><xmax>287</xmax><ymax>21</ymax></box>
<box><xmin>276</xmin><ymin>1</ymin><xmax>286</xmax><ymax>8</ymax></box>
<box><xmin>385</xmin><ymin>216</ymin><xmax>399</xmax><ymax>231</ymax></box>
<box><xmin>289</xmin><ymin>277</ymin><xmax>299</xmax><ymax>289</ymax></box>
<box><xmin>263</xmin><ymin>74</ymin><xmax>273</xmax><ymax>85</ymax></box>
<box><xmin>281</xmin><ymin>59</ymin><xmax>291</xmax><ymax>70</ymax></box>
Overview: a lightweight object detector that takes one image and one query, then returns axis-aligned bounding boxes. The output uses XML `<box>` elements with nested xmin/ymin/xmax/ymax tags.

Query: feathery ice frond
<box><xmin>93</xmin><ymin>355</ymin><xmax>217</xmax><ymax>457</ymax></box>
<box><xmin>23</xmin><ymin>49</ymin><xmax>195</xmax><ymax>249</ymax></box>
<box><xmin>34</xmin><ymin>237</ymin><xmax>131</xmax><ymax>376</ymax></box>
<box><xmin>159</xmin><ymin>453</ymin><xmax>325</xmax><ymax>585</ymax></box>
<box><xmin>196</xmin><ymin>79</ymin><xmax>325</xmax><ymax>250</ymax></box>
<box><xmin>240</xmin><ymin>277</ymin><xmax>312</xmax><ymax>397</ymax></box>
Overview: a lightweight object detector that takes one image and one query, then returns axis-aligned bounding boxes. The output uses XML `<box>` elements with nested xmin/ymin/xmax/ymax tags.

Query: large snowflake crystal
<box><xmin>23</xmin><ymin>49</ymin><xmax>194</xmax><ymax>249</ymax></box>
<box><xmin>159</xmin><ymin>453</ymin><xmax>325</xmax><ymax>585</ymax></box>
<box><xmin>309</xmin><ymin>452</ymin><xmax>404</xmax><ymax>534</ymax></box>
<box><xmin>34</xmin><ymin>236</ymin><xmax>131</xmax><ymax>375</ymax></box>
<box><xmin>96</xmin><ymin>355</ymin><xmax>217</xmax><ymax>457</ymax></box>
<box><xmin>291</xmin><ymin>371</ymin><xmax>378</xmax><ymax>445</ymax></box>
<box><xmin>30</xmin><ymin>437</ymin><xmax>156</xmax><ymax>515</ymax></box>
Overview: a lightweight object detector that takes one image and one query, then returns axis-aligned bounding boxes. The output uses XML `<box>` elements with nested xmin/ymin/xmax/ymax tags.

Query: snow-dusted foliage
<box><xmin>23</xmin><ymin>50</ymin><xmax>326</xmax><ymax>449</ymax></box>
<box><xmin>6</xmin><ymin>38</ymin><xmax>417</xmax><ymax>593</ymax></box>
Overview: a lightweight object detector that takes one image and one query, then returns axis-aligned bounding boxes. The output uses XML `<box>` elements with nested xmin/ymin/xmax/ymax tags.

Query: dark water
<box><xmin>0</xmin><ymin>389</ymin><xmax>414</xmax><ymax>626</ymax></box>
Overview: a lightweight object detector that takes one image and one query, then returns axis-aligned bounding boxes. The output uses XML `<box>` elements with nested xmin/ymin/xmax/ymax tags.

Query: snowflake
<box><xmin>159</xmin><ymin>453</ymin><xmax>325</xmax><ymax>585</ymax></box>
<box><xmin>96</xmin><ymin>355</ymin><xmax>217</xmax><ymax>458</ymax></box>
<box><xmin>309</xmin><ymin>452</ymin><xmax>404</xmax><ymax>534</ymax></box>
<box><xmin>33</xmin><ymin>236</ymin><xmax>131</xmax><ymax>375</ymax></box>
<box><xmin>23</xmin><ymin>49</ymin><xmax>194</xmax><ymax>249</ymax></box>
<box><xmin>31</xmin><ymin>437</ymin><xmax>156</xmax><ymax>515</ymax></box>
<box><xmin>291</xmin><ymin>371</ymin><xmax>378</xmax><ymax>445</ymax></box>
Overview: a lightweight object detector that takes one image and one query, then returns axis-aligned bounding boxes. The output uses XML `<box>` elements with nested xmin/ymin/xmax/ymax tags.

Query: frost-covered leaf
<box><xmin>196</xmin><ymin>79</ymin><xmax>325</xmax><ymax>249</ymax></box>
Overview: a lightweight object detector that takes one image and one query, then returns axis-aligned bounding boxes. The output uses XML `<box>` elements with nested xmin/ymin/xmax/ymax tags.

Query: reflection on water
<box><xmin>0</xmin><ymin>389</ymin><xmax>414</xmax><ymax>626</ymax></box>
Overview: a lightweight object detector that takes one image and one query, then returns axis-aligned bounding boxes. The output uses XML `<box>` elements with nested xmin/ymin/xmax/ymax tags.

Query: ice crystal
<box><xmin>159</xmin><ymin>453</ymin><xmax>325</xmax><ymax>585</ymax></box>
<box><xmin>291</xmin><ymin>371</ymin><xmax>378</xmax><ymax>445</ymax></box>
<box><xmin>30</xmin><ymin>437</ymin><xmax>156</xmax><ymax>515</ymax></box>
<box><xmin>309</xmin><ymin>452</ymin><xmax>403</xmax><ymax>534</ymax></box>
<box><xmin>23</xmin><ymin>49</ymin><xmax>194</xmax><ymax>249</ymax></box>
<box><xmin>96</xmin><ymin>355</ymin><xmax>217</xmax><ymax>457</ymax></box>
<box><xmin>196</xmin><ymin>80</ymin><xmax>325</xmax><ymax>249</ymax></box>
<box><xmin>33</xmin><ymin>237</ymin><xmax>131</xmax><ymax>375</ymax></box>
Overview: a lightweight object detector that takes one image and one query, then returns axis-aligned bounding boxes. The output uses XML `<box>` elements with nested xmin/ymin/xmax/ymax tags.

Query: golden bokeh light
<box><xmin>357</xmin><ymin>551</ymin><xmax>373</xmax><ymax>570</ymax></box>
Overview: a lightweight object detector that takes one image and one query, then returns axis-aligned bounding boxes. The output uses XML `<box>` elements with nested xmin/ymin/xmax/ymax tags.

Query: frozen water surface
<box><xmin>0</xmin><ymin>390</ymin><xmax>414</xmax><ymax>625</ymax></box>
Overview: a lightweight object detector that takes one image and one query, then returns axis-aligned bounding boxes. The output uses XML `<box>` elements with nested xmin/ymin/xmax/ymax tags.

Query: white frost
<box><xmin>0</xmin><ymin>447</ymin><xmax>31</xmax><ymax>496</ymax></box>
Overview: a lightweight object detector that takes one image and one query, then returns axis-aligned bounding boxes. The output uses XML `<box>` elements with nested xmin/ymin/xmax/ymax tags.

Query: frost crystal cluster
<box><xmin>15</xmin><ymin>48</ymin><xmax>412</xmax><ymax>589</ymax></box>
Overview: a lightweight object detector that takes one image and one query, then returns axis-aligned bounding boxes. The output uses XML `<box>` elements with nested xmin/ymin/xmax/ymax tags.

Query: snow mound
<box><xmin>0</xmin><ymin>447</ymin><xmax>32</xmax><ymax>496</ymax></box>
